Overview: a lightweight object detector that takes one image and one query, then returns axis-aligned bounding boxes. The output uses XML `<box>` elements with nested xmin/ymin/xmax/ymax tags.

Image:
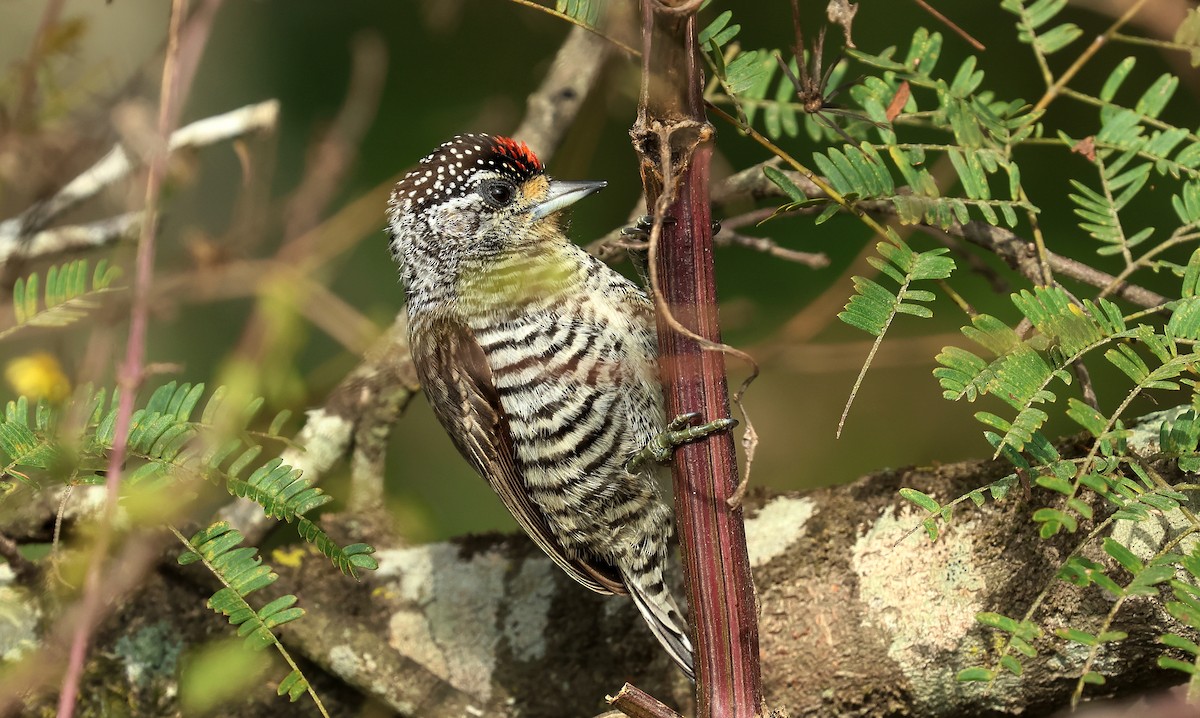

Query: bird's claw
<box><xmin>625</xmin><ymin>412</ymin><xmax>739</xmax><ymax>473</ymax></box>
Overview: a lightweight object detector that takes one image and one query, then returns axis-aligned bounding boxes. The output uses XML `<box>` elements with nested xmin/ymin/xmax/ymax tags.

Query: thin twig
<box><xmin>0</xmin><ymin>212</ymin><xmax>143</xmax><ymax>265</ymax></box>
<box><xmin>1032</xmin><ymin>0</ymin><xmax>1153</xmax><ymax>112</ymax></box>
<box><xmin>716</xmin><ymin>231</ymin><xmax>830</xmax><ymax>267</ymax></box>
<box><xmin>909</xmin><ymin>0</ymin><xmax>985</xmax><ymax>51</ymax></box>
<box><xmin>706</xmin><ymin>157</ymin><xmax>1170</xmax><ymax>310</ymax></box>
<box><xmin>12</xmin><ymin>0</ymin><xmax>66</xmax><ymax>128</ymax></box>
<box><xmin>717</xmin><ymin>207</ymin><xmax>829</xmax><ymax>267</ymax></box>
<box><xmin>950</xmin><ymin>221</ymin><xmax>1169</xmax><ymax>308</ymax></box>
<box><xmin>507</xmin><ymin>0</ymin><xmax>639</xmax><ymax>55</ymax></box>
<box><xmin>56</xmin><ymin>2</ymin><xmax>210</xmax><ymax>715</ymax></box>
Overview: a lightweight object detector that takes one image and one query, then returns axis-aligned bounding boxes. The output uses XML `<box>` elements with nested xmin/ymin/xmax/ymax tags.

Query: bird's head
<box><xmin>387</xmin><ymin>134</ymin><xmax>605</xmax><ymax>275</ymax></box>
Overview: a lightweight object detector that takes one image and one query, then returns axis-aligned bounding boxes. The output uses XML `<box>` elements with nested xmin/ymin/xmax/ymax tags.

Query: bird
<box><xmin>385</xmin><ymin>133</ymin><xmax>728</xmax><ymax>679</ymax></box>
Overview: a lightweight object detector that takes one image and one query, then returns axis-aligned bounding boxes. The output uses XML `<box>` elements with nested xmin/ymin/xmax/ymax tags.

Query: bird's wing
<box><xmin>411</xmin><ymin>314</ymin><xmax>626</xmax><ymax>596</ymax></box>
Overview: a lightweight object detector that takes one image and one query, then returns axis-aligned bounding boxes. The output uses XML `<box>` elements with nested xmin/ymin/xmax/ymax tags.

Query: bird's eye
<box><xmin>482</xmin><ymin>181</ymin><xmax>516</xmax><ymax>208</ymax></box>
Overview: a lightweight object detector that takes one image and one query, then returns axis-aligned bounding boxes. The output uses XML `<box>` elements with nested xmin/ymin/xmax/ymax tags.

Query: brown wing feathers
<box><xmin>410</xmin><ymin>315</ymin><xmax>625</xmax><ymax>595</ymax></box>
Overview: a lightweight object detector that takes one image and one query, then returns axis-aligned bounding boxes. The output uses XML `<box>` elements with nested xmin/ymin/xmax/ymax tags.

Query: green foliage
<box><xmin>836</xmin><ymin>230</ymin><xmax>954</xmax><ymax>432</ymax></box>
<box><xmin>898</xmin><ymin>474</ymin><xmax>1019</xmax><ymax>542</ymax></box>
<box><xmin>838</xmin><ymin>236</ymin><xmax>954</xmax><ymax>336</ymax></box>
<box><xmin>1</xmin><ymin>380</ymin><xmax>376</xmax><ymax>713</ymax></box>
<box><xmin>177</xmin><ymin>522</ymin><xmax>304</xmax><ymax>650</ymax></box>
<box><xmin>934</xmin><ymin>286</ymin><xmax>1142</xmax><ymax>460</ymax></box>
<box><xmin>0</xmin><ymin>381</ymin><xmax>376</xmax><ymax>578</ymax></box>
<box><xmin>1067</xmin><ymin>157</ymin><xmax>1153</xmax><ymax>258</ymax></box>
<box><xmin>691</xmin><ymin>0</ymin><xmax>1200</xmax><ymax>704</ymax></box>
<box><xmin>1</xmin><ymin>259</ymin><xmax>122</xmax><ymax>341</ymax></box>
<box><xmin>704</xmin><ymin>18</ymin><xmax>1041</xmax><ymax>228</ymax></box>
<box><xmin>174</xmin><ymin>522</ymin><xmax>326</xmax><ymax>713</ymax></box>
<box><xmin>1162</xmin><ymin>560</ymin><xmax>1200</xmax><ymax>695</ymax></box>
<box><xmin>1001</xmin><ymin>0</ymin><xmax>1083</xmax><ymax>57</ymax></box>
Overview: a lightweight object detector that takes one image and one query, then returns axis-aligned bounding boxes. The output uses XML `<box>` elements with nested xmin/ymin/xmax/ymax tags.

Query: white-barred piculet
<box><xmin>387</xmin><ymin>134</ymin><xmax>730</xmax><ymax>679</ymax></box>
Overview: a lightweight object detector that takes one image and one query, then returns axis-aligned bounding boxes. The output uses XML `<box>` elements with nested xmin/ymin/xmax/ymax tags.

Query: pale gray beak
<box><xmin>530</xmin><ymin>179</ymin><xmax>607</xmax><ymax>220</ymax></box>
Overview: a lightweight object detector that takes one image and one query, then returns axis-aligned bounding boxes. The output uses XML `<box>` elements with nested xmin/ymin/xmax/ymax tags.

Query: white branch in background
<box><xmin>0</xmin><ymin>212</ymin><xmax>143</xmax><ymax>265</ymax></box>
<box><xmin>0</xmin><ymin>99</ymin><xmax>280</xmax><ymax>262</ymax></box>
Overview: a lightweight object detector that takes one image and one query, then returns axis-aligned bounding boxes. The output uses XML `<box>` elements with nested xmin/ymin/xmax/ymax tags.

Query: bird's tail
<box><xmin>622</xmin><ymin>562</ymin><xmax>695</xmax><ymax>681</ymax></box>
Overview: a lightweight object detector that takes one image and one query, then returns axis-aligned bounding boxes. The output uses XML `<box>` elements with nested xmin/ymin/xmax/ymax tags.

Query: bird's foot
<box><xmin>620</xmin><ymin>215</ymin><xmax>720</xmax><ymax>244</ymax></box>
<box><xmin>624</xmin><ymin>412</ymin><xmax>738</xmax><ymax>473</ymax></box>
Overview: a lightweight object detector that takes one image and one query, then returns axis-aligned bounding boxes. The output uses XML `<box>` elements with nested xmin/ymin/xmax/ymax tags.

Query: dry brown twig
<box><xmin>607</xmin><ymin>682</ymin><xmax>686</xmax><ymax>718</ymax></box>
<box><xmin>0</xmin><ymin>100</ymin><xmax>279</xmax><ymax>264</ymax></box>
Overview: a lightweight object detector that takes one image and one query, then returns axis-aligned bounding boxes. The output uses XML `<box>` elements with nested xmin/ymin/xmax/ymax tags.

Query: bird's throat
<box><xmin>457</xmin><ymin>242</ymin><xmax>581</xmax><ymax>315</ymax></box>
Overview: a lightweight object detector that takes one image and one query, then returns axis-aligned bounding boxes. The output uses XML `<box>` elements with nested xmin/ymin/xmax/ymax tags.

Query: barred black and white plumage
<box><xmin>386</xmin><ymin>134</ymin><xmax>694</xmax><ymax>678</ymax></box>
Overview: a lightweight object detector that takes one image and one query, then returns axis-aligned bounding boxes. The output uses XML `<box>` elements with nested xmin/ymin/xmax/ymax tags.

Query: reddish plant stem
<box><xmin>55</xmin><ymin>1</ymin><xmax>213</xmax><ymax>714</ymax></box>
<box><xmin>633</xmin><ymin>1</ymin><xmax>763</xmax><ymax>716</ymax></box>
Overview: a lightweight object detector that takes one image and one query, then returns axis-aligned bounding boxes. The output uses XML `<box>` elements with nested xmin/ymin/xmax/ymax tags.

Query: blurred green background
<box><xmin>0</xmin><ymin>0</ymin><xmax>1196</xmax><ymax>542</ymax></box>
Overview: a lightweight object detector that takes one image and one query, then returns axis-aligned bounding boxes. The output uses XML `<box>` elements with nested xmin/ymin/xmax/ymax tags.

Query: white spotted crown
<box><xmin>390</xmin><ymin>133</ymin><xmax>544</xmax><ymax>210</ymax></box>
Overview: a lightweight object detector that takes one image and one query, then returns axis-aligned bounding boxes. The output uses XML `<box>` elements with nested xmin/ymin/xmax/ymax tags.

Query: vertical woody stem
<box><xmin>632</xmin><ymin>1</ymin><xmax>764</xmax><ymax>716</ymax></box>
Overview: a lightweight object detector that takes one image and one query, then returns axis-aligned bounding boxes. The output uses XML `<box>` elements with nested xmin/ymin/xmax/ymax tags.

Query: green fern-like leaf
<box><xmin>698</xmin><ymin>9</ymin><xmax>739</xmax><ymax>49</ymax></box>
<box><xmin>554</xmin><ymin>0</ymin><xmax>598</xmax><ymax>26</ymax></box>
<box><xmin>1162</xmin><ymin>570</ymin><xmax>1200</xmax><ymax>690</ymax></box>
<box><xmin>838</xmin><ymin>232</ymin><xmax>955</xmax><ymax>433</ymax></box>
<box><xmin>1068</xmin><ymin>154</ymin><xmax>1154</xmax><ymax>259</ymax></box>
<box><xmin>4</xmin><ymin>380</ymin><xmax>375</xmax><ymax>579</ymax></box>
<box><xmin>1013</xmin><ymin>288</ymin><xmax>1121</xmax><ymax>357</ymax></box>
<box><xmin>1175</xmin><ymin>182</ymin><xmax>1200</xmax><ymax>226</ymax></box>
<box><xmin>3</xmin><ymin>259</ymin><xmax>122</xmax><ymax>341</ymax></box>
<box><xmin>839</xmin><ymin>239</ymin><xmax>954</xmax><ymax>336</ymax></box>
<box><xmin>934</xmin><ymin>287</ymin><xmax>1155</xmax><ymax>460</ymax></box>
<box><xmin>934</xmin><ymin>314</ymin><xmax>1024</xmax><ymax>402</ymax></box>
<box><xmin>1002</xmin><ymin>0</ymin><xmax>1083</xmax><ymax>56</ymax></box>
<box><xmin>177</xmin><ymin>522</ymin><xmax>298</xmax><ymax>647</ymax></box>
<box><xmin>963</xmin><ymin>611</ymin><xmax>1045</xmax><ymax>682</ymax></box>
<box><xmin>1077</xmin><ymin>60</ymin><xmax>1200</xmax><ymax>181</ymax></box>
<box><xmin>173</xmin><ymin>522</ymin><xmax>327</xmax><ymax>714</ymax></box>
<box><xmin>898</xmin><ymin>471</ymin><xmax>1019</xmax><ymax>543</ymax></box>
<box><xmin>0</xmin><ymin>395</ymin><xmax>67</xmax><ymax>483</ymax></box>
<box><xmin>223</xmin><ymin>458</ymin><xmax>376</xmax><ymax>578</ymax></box>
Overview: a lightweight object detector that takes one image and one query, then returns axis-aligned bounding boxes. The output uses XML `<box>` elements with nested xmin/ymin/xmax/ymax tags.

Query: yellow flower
<box><xmin>5</xmin><ymin>352</ymin><xmax>70</xmax><ymax>402</ymax></box>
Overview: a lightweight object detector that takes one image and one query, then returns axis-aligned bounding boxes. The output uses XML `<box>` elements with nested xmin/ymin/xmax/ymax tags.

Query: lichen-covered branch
<box><xmin>15</xmin><ymin>436</ymin><xmax>1192</xmax><ymax>717</ymax></box>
